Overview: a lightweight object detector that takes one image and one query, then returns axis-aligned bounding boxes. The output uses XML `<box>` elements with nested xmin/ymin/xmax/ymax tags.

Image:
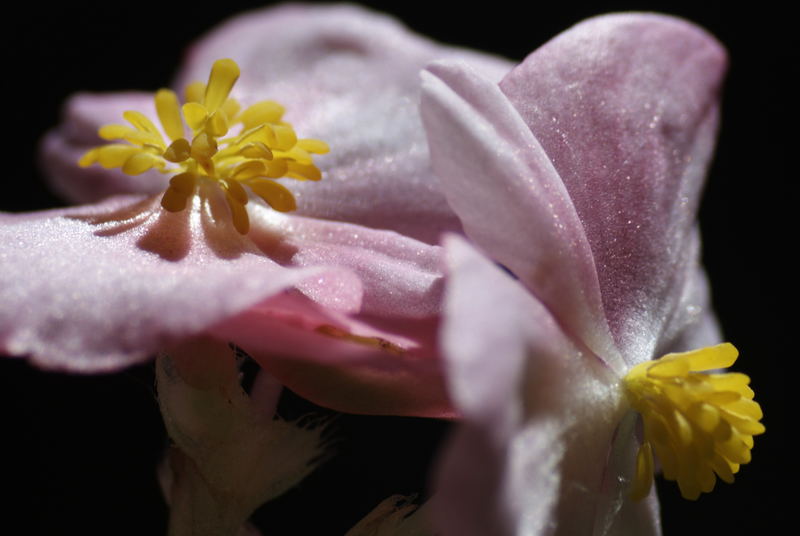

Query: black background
<box><xmin>2</xmin><ymin>1</ymin><xmax>793</xmax><ymax>534</ymax></box>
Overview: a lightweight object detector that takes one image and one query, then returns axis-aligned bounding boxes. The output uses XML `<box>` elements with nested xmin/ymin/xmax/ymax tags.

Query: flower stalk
<box><xmin>156</xmin><ymin>339</ymin><xmax>328</xmax><ymax>536</ymax></box>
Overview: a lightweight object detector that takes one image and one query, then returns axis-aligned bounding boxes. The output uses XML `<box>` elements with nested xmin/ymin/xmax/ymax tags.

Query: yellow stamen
<box><xmin>155</xmin><ymin>89</ymin><xmax>184</xmax><ymax>141</ymax></box>
<box><xmin>79</xmin><ymin>58</ymin><xmax>327</xmax><ymax>234</ymax></box>
<box><xmin>623</xmin><ymin>343</ymin><xmax>763</xmax><ymax>500</ymax></box>
<box><xmin>184</xmin><ymin>81</ymin><xmax>205</xmax><ymax>104</ymax></box>
<box><xmin>246</xmin><ymin>179</ymin><xmax>297</xmax><ymax>212</ymax></box>
<box><xmin>204</xmin><ymin>58</ymin><xmax>239</xmax><ymax>113</ymax></box>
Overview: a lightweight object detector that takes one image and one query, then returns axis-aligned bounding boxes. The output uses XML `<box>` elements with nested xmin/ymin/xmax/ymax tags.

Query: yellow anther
<box><xmin>204</xmin><ymin>59</ymin><xmax>240</xmax><ymax>113</ymax></box>
<box><xmin>206</xmin><ymin>110</ymin><xmax>230</xmax><ymax>137</ymax></box>
<box><xmin>161</xmin><ymin>173</ymin><xmax>196</xmax><ymax>212</ymax></box>
<box><xmin>238</xmin><ymin>142</ymin><xmax>273</xmax><ymax>160</ymax></box>
<box><xmin>238</xmin><ymin>100</ymin><xmax>285</xmax><ymax>130</ymax></box>
<box><xmin>79</xmin><ymin>144</ymin><xmax>137</xmax><ymax>168</ymax></box>
<box><xmin>630</xmin><ymin>441</ymin><xmax>654</xmax><ymax>501</ymax></box>
<box><xmin>155</xmin><ymin>89</ymin><xmax>185</xmax><ymax>141</ymax></box>
<box><xmin>623</xmin><ymin>343</ymin><xmax>763</xmax><ymax>501</ymax></box>
<box><xmin>80</xmin><ymin>58</ymin><xmax>327</xmax><ymax>234</ymax></box>
<box><xmin>182</xmin><ymin>102</ymin><xmax>208</xmax><ymax>132</ymax></box>
<box><xmin>163</xmin><ymin>139</ymin><xmax>191</xmax><ymax>163</ymax></box>
<box><xmin>298</xmin><ymin>138</ymin><xmax>330</xmax><ymax>154</ymax></box>
<box><xmin>225</xmin><ymin>192</ymin><xmax>250</xmax><ymax>234</ymax></box>
<box><xmin>247</xmin><ymin>179</ymin><xmax>297</xmax><ymax>212</ymax></box>
<box><xmin>123</xmin><ymin>111</ymin><xmax>164</xmax><ymax>142</ymax></box>
<box><xmin>184</xmin><ymin>81</ymin><xmax>205</xmax><ymax>104</ymax></box>
<box><xmin>287</xmin><ymin>162</ymin><xmax>322</xmax><ymax>181</ymax></box>
<box><xmin>122</xmin><ymin>152</ymin><xmax>162</xmax><ymax>175</ymax></box>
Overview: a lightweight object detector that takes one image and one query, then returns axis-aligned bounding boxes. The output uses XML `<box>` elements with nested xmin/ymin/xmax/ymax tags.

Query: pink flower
<box><xmin>1</xmin><ymin>4</ymin><xmax>511</xmax><ymax>417</ymax></box>
<box><xmin>422</xmin><ymin>13</ymin><xmax>760</xmax><ymax>534</ymax></box>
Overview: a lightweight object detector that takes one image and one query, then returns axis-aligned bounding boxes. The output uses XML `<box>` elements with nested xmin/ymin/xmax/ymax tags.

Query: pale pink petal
<box><xmin>0</xmin><ymin>196</ymin><xmax>331</xmax><ymax>370</ymax></box>
<box><xmin>175</xmin><ymin>3</ymin><xmax>513</xmax><ymax>244</ymax></box>
<box><xmin>41</xmin><ymin>92</ymin><xmax>169</xmax><ymax>202</ymax></box>
<box><xmin>420</xmin><ymin>63</ymin><xmax>622</xmax><ymax>372</ymax></box>
<box><xmin>0</xmin><ymin>195</ymin><xmax>444</xmax><ymax>379</ymax></box>
<box><xmin>499</xmin><ymin>14</ymin><xmax>726</xmax><ymax>362</ymax></box>
<box><xmin>211</xmin><ymin>293</ymin><xmax>450</xmax><ymax>417</ymax></box>
<box><xmin>246</xmin><ymin>207</ymin><xmax>444</xmax><ymax>319</ymax></box>
<box><xmin>436</xmin><ymin>237</ymin><xmax>625</xmax><ymax>535</ymax></box>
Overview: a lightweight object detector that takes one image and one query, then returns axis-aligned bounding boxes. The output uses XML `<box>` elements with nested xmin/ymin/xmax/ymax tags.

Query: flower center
<box><xmin>622</xmin><ymin>343</ymin><xmax>764</xmax><ymax>500</ymax></box>
<box><xmin>79</xmin><ymin>58</ymin><xmax>329</xmax><ymax>234</ymax></box>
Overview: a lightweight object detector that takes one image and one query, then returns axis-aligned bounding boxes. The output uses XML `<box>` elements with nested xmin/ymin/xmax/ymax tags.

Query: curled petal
<box><xmin>421</xmin><ymin>62</ymin><xmax>621</xmax><ymax>372</ymax></box>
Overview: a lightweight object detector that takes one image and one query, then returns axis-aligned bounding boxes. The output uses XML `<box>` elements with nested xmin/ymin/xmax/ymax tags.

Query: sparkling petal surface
<box><xmin>499</xmin><ymin>13</ymin><xmax>726</xmax><ymax>363</ymax></box>
<box><xmin>0</xmin><ymin>195</ymin><xmax>444</xmax><ymax>384</ymax></box>
<box><xmin>430</xmin><ymin>13</ymin><xmax>727</xmax><ymax>535</ymax></box>
<box><xmin>420</xmin><ymin>61</ymin><xmax>622</xmax><ymax>372</ymax></box>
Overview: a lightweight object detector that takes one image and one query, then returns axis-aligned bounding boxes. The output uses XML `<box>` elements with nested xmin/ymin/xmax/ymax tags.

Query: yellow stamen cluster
<box><xmin>623</xmin><ymin>343</ymin><xmax>764</xmax><ymax>500</ymax></box>
<box><xmin>80</xmin><ymin>59</ymin><xmax>328</xmax><ymax>234</ymax></box>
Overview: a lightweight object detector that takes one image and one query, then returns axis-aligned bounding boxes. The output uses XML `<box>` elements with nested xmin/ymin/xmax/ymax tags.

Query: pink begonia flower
<box><xmin>421</xmin><ymin>13</ymin><xmax>760</xmax><ymax>535</ymax></box>
<box><xmin>1</xmin><ymin>4</ymin><xmax>511</xmax><ymax>417</ymax></box>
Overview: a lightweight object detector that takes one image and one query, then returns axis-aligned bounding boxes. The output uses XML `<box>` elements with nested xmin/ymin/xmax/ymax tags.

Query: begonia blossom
<box><xmin>420</xmin><ymin>13</ymin><xmax>763</xmax><ymax>535</ymax></box>
<box><xmin>1</xmin><ymin>4</ymin><xmax>512</xmax><ymax>417</ymax></box>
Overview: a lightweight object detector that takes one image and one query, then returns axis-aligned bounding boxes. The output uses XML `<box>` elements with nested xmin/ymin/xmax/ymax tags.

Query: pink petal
<box><xmin>436</xmin><ymin>236</ymin><xmax>627</xmax><ymax>535</ymax></box>
<box><xmin>499</xmin><ymin>14</ymin><xmax>726</xmax><ymax>362</ymax></box>
<box><xmin>211</xmin><ymin>292</ymin><xmax>451</xmax><ymax>417</ymax></box>
<box><xmin>41</xmin><ymin>92</ymin><xmax>169</xmax><ymax>202</ymax></box>
<box><xmin>653</xmin><ymin>230</ymin><xmax>722</xmax><ymax>356</ymax></box>
<box><xmin>246</xmin><ymin>208</ymin><xmax>444</xmax><ymax>319</ymax></box>
<box><xmin>420</xmin><ymin>63</ymin><xmax>622</xmax><ymax>372</ymax></box>
<box><xmin>0</xmin><ymin>196</ymin><xmax>328</xmax><ymax>370</ymax></box>
<box><xmin>174</xmin><ymin>3</ymin><xmax>513</xmax><ymax>244</ymax></box>
<box><xmin>0</xmin><ymin>195</ymin><xmax>444</xmax><ymax>381</ymax></box>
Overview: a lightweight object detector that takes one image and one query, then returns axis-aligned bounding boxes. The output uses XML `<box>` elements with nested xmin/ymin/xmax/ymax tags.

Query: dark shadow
<box><xmin>136</xmin><ymin>204</ymin><xmax>192</xmax><ymax>262</ymax></box>
<box><xmin>68</xmin><ymin>191</ymin><xmax>301</xmax><ymax>264</ymax></box>
<box><xmin>246</xmin><ymin>213</ymin><xmax>300</xmax><ymax>266</ymax></box>
<box><xmin>67</xmin><ymin>197</ymin><xmax>155</xmax><ymax>237</ymax></box>
<box><xmin>197</xmin><ymin>193</ymin><xmax>251</xmax><ymax>261</ymax></box>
